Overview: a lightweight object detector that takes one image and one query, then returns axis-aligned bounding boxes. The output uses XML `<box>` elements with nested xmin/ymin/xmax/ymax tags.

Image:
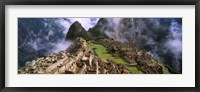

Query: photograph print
<box><xmin>18</xmin><ymin>18</ymin><xmax>182</xmax><ymax>74</ymax></box>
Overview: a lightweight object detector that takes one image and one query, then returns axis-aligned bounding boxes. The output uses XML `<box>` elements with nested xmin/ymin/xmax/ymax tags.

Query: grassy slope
<box><xmin>151</xmin><ymin>59</ymin><xmax>170</xmax><ymax>74</ymax></box>
<box><xmin>89</xmin><ymin>43</ymin><xmax>144</xmax><ymax>74</ymax></box>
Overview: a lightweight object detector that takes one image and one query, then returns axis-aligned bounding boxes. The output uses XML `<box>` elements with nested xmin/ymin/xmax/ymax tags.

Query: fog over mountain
<box><xmin>18</xmin><ymin>18</ymin><xmax>99</xmax><ymax>67</ymax></box>
<box><xmin>18</xmin><ymin>18</ymin><xmax>182</xmax><ymax>73</ymax></box>
<box><xmin>93</xmin><ymin>18</ymin><xmax>182</xmax><ymax>73</ymax></box>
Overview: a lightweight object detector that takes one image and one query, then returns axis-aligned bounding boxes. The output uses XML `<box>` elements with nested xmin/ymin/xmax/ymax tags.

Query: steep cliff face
<box><xmin>19</xmin><ymin>18</ymin><xmax>181</xmax><ymax>74</ymax></box>
<box><xmin>88</xmin><ymin>18</ymin><xmax>182</xmax><ymax>73</ymax></box>
<box><xmin>19</xmin><ymin>21</ymin><xmax>170</xmax><ymax>74</ymax></box>
<box><xmin>66</xmin><ymin>21</ymin><xmax>92</xmax><ymax>41</ymax></box>
<box><xmin>18</xmin><ymin>18</ymin><xmax>66</xmax><ymax>67</ymax></box>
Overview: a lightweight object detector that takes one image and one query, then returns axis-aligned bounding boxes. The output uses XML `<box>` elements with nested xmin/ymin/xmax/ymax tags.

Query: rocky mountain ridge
<box><xmin>19</xmin><ymin>20</ymin><xmax>171</xmax><ymax>74</ymax></box>
<box><xmin>19</xmin><ymin>38</ymin><xmax>131</xmax><ymax>74</ymax></box>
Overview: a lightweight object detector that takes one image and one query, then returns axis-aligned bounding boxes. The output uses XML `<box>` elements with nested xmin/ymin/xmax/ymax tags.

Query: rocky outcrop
<box><xmin>97</xmin><ymin>38</ymin><xmax>169</xmax><ymax>74</ymax></box>
<box><xmin>18</xmin><ymin>18</ymin><xmax>173</xmax><ymax>74</ymax></box>
<box><xmin>18</xmin><ymin>38</ymin><xmax>131</xmax><ymax>74</ymax></box>
<box><xmin>65</xmin><ymin>21</ymin><xmax>91</xmax><ymax>41</ymax></box>
<box><xmin>89</xmin><ymin>18</ymin><xmax>181</xmax><ymax>73</ymax></box>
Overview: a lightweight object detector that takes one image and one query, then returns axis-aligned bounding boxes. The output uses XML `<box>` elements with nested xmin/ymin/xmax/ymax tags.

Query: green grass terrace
<box><xmin>88</xmin><ymin>43</ymin><xmax>144</xmax><ymax>74</ymax></box>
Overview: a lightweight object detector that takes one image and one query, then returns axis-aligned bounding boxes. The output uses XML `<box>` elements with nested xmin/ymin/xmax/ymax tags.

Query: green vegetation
<box><xmin>127</xmin><ymin>67</ymin><xmax>144</xmax><ymax>74</ymax></box>
<box><xmin>66</xmin><ymin>21</ymin><xmax>92</xmax><ymax>41</ymax></box>
<box><xmin>89</xmin><ymin>43</ymin><xmax>144</xmax><ymax>74</ymax></box>
<box><xmin>89</xmin><ymin>43</ymin><xmax>127</xmax><ymax>64</ymax></box>
<box><xmin>151</xmin><ymin>59</ymin><xmax>170</xmax><ymax>74</ymax></box>
<box><xmin>158</xmin><ymin>62</ymin><xmax>170</xmax><ymax>74</ymax></box>
<box><xmin>88</xmin><ymin>26</ymin><xmax>108</xmax><ymax>40</ymax></box>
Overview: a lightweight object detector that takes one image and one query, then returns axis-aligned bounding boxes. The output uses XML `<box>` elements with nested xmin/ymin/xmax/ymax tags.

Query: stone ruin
<box><xmin>18</xmin><ymin>38</ymin><xmax>131</xmax><ymax>74</ymax></box>
<box><xmin>97</xmin><ymin>38</ymin><xmax>166</xmax><ymax>74</ymax></box>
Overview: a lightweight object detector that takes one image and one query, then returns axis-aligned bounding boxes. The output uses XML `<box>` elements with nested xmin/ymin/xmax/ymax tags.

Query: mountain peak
<box><xmin>65</xmin><ymin>21</ymin><xmax>91</xmax><ymax>41</ymax></box>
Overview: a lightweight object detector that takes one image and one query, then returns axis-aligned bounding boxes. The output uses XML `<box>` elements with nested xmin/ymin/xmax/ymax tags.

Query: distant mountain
<box><xmin>19</xmin><ymin>38</ymin><xmax>132</xmax><ymax>74</ymax></box>
<box><xmin>19</xmin><ymin>36</ymin><xmax>170</xmax><ymax>74</ymax></box>
<box><xmin>18</xmin><ymin>18</ymin><xmax>182</xmax><ymax>74</ymax></box>
<box><xmin>18</xmin><ymin>18</ymin><xmax>66</xmax><ymax>67</ymax></box>
<box><xmin>88</xmin><ymin>18</ymin><xmax>182</xmax><ymax>73</ymax></box>
<box><xmin>65</xmin><ymin>21</ymin><xmax>91</xmax><ymax>41</ymax></box>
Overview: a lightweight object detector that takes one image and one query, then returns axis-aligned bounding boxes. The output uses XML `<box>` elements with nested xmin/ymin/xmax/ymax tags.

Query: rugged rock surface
<box><xmin>18</xmin><ymin>19</ymin><xmax>174</xmax><ymax>74</ymax></box>
<box><xmin>88</xmin><ymin>18</ymin><xmax>181</xmax><ymax>73</ymax></box>
<box><xmin>97</xmin><ymin>38</ymin><xmax>168</xmax><ymax>74</ymax></box>
<box><xmin>65</xmin><ymin>21</ymin><xmax>91</xmax><ymax>41</ymax></box>
<box><xmin>18</xmin><ymin>38</ymin><xmax>131</xmax><ymax>74</ymax></box>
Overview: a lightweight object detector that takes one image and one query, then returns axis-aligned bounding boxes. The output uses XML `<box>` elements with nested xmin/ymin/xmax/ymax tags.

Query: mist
<box><xmin>18</xmin><ymin>18</ymin><xmax>182</xmax><ymax>73</ymax></box>
<box><xmin>18</xmin><ymin>18</ymin><xmax>99</xmax><ymax>67</ymax></box>
<box><xmin>164</xmin><ymin>20</ymin><xmax>182</xmax><ymax>71</ymax></box>
<box><xmin>98</xmin><ymin>18</ymin><xmax>182</xmax><ymax>73</ymax></box>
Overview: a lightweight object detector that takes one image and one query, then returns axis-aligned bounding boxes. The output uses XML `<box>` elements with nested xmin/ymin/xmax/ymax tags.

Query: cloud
<box><xmin>58</xmin><ymin>18</ymin><xmax>72</xmax><ymax>34</ymax></box>
<box><xmin>19</xmin><ymin>18</ymin><xmax>182</xmax><ymax>72</ymax></box>
<box><xmin>49</xmin><ymin>40</ymin><xmax>72</xmax><ymax>53</ymax></box>
<box><xmin>67</xmin><ymin>18</ymin><xmax>99</xmax><ymax>31</ymax></box>
<box><xmin>164</xmin><ymin>20</ymin><xmax>182</xmax><ymax>71</ymax></box>
<box><xmin>100</xmin><ymin>18</ymin><xmax>182</xmax><ymax>72</ymax></box>
<box><xmin>31</xmin><ymin>18</ymin><xmax>100</xmax><ymax>53</ymax></box>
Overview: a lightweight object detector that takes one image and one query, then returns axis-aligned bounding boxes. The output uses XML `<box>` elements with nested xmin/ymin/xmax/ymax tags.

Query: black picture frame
<box><xmin>0</xmin><ymin>0</ymin><xmax>199</xmax><ymax>92</ymax></box>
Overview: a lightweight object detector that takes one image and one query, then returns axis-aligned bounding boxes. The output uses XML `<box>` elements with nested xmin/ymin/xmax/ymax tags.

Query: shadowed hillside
<box><xmin>18</xmin><ymin>18</ymin><xmax>182</xmax><ymax>74</ymax></box>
